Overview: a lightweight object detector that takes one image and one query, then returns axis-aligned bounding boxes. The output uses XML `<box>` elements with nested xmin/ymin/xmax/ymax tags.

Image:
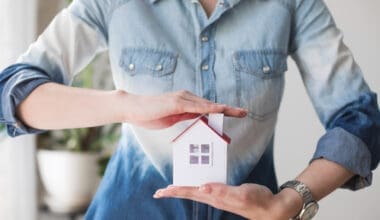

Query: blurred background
<box><xmin>0</xmin><ymin>0</ymin><xmax>120</xmax><ymax>219</ymax></box>
<box><xmin>0</xmin><ymin>0</ymin><xmax>379</xmax><ymax>219</ymax></box>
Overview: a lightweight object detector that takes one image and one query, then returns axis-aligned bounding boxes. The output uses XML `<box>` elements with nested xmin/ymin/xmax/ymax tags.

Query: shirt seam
<box><xmin>106</xmin><ymin>0</ymin><xmax>133</xmax><ymax>41</ymax></box>
<box><xmin>67</xmin><ymin>9</ymin><xmax>108</xmax><ymax>49</ymax></box>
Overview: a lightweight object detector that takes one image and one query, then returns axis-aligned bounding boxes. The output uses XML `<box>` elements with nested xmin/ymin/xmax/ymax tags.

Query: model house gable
<box><xmin>174</xmin><ymin>120</ymin><xmax>223</xmax><ymax>167</ymax></box>
<box><xmin>171</xmin><ymin>115</ymin><xmax>231</xmax><ymax>144</ymax></box>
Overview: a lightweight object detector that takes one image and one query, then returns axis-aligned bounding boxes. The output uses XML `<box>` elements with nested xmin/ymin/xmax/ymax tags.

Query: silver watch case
<box><xmin>293</xmin><ymin>201</ymin><xmax>319</xmax><ymax>220</ymax></box>
<box><xmin>280</xmin><ymin>180</ymin><xmax>319</xmax><ymax>220</ymax></box>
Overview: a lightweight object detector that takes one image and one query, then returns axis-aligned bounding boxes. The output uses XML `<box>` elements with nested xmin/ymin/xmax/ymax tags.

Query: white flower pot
<box><xmin>37</xmin><ymin>150</ymin><xmax>101</xmax><ymax>214</ymax></box>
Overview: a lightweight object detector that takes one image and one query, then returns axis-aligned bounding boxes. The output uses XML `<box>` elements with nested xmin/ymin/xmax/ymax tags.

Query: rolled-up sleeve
<box><xmin>290</xmin><ymin>0</ymin><xmax>380</xmax><ymax>190</ymax></box>
<box><xmin>0</xmin><ymin>65</ymin><xmax>52</xmax><ymax>136</ymax></box>
<box><xmin>0</xmin><ymin>0</ymin><xmax>108</xmax><ymax>137</ymax></box>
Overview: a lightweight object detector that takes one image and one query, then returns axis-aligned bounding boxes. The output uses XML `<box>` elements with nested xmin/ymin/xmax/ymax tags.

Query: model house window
<box><xmin>189</xmin><ymin>144</ymin><xmax>212</xmax><ymax>166</ymax></box>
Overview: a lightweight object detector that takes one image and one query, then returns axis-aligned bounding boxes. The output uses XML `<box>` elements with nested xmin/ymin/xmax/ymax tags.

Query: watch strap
<box><xmin>280</xmin><ymin>180</ymin><xmax>318</xmax><ymax>220</ymax></box>
<box><xmin>280</xmin><ymin>180</ymin><xmax>315</xmax><ymax>204</ymax></box>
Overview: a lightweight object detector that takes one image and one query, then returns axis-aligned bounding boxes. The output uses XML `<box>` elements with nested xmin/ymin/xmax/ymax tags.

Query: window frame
<box><xmin>188</xmin><ymin>143</ymin><xmax>213</xmax><ymax>166</ymax></box>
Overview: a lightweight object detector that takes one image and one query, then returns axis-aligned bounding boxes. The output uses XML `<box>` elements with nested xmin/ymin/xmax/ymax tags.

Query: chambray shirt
<box><xmin>1</xmin><ymin>0</ymin><xmax>380</xmax><ymax>219</ymax></box>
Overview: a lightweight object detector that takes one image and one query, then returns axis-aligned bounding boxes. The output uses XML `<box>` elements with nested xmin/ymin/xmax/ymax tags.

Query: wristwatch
<box><xmin>279</xmin><ymin>180</ymin><xmax>319</xmax><ymax>220</ymax></box>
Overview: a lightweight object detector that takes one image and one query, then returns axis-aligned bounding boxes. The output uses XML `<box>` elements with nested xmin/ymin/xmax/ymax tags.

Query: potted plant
<box><xmin>37</xmin><ymin>54</ymin><xmax>120</xmax><ymax>214</ymax></box>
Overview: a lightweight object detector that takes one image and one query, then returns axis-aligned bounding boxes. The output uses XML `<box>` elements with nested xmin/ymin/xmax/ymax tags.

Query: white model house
<box><xmin>172</xmin><ymin>114</ymin><xmax>231</xmax><ymax>186</ymax></box>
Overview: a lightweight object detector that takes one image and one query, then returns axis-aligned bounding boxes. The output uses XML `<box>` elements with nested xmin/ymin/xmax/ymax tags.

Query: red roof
<box><xmin>171</xmin><ymin>115</ymin><xmax>231</xmax><ymax>144</ymax></box>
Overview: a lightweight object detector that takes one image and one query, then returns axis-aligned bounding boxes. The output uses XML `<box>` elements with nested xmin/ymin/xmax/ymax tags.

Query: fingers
<box><xmin>222</xmin><ymin>106</ymin><xmax>248</xmax><ymax>118</ymax></box>
<box><xmin>153</xmin><ymin>185</ymin><xmax>217</xmax><ymax>208</ymax></box>
<box><xmin>184</xmin><ymin>101</ymin><xmax>247</xmax><ymax>118</ymax></box>
<box><xmin>154</xmin><ymin>185</ymin><xmax>201</xmax><ymax>200</ymax></box>
<box><xmin>137</xmin><ymin>113</ymin><xmax>201</xmax><ymax>129</ymax></box>
<box><xmin>179</xmin><ymin>99</ymin><xmax>226</xmax><ymax>114</ymax></box>
<box><xmin>168</xmin><ymin>113</ymin><xmax>201</xmax><ymax>123</ymax></box>
<box><xmin>153</xmin><ymin>183</ymin><xmax>240</xmax><ymax>213</ymax></box>
<box><xmin>171</xmin><ymin>90</ymin><xmax>248</xmax><ymax>118</ymax></box>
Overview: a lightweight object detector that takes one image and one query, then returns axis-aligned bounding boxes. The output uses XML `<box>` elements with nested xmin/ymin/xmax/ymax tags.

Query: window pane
<box><xmin>201</xmin><ymin>156</ymin><xmax>210</xmax><ymax>165</ymax></box>
<box><xmin>190</xmin><ymin>144</ymin><xmax>199</xmax><ymax>153</ymax></box>
<box><xmin>190</xmin><ymin>156</ymin><xmax>199</xmax><ymax>164</ymax></box>
<box><xmin>201</xmin><ymin>144</ymin><xmax>210</xmax><ymax>153</ymax></box>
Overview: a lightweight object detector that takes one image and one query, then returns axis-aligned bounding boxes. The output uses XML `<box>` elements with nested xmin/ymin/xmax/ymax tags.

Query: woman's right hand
<box><xmin>122</xmin><ymin>90</ymin><xmax>247</xmax><ymax>129</ymax></box>
<box><xmin>16</xmin><ymin>83</ymin><xmax>245</xmax><ymax>131</ymax></box>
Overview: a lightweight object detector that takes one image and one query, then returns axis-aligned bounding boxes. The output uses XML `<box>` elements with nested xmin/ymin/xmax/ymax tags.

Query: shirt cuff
<box><xmin>1</xmin><ymin>70</ymin><xmax>51</xmax><ymax>137</ymax></box>
<box><xmin>310</xmin><ymin>127</ymin><xmax>372</xmax><ymax>190</ymax></box>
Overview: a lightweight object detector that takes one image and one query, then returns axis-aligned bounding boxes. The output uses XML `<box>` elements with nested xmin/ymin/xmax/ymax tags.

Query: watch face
<box><xmin>301</xmin><ymin>202</ymin><xmax>319</xmax><ymax>220</ymax></box>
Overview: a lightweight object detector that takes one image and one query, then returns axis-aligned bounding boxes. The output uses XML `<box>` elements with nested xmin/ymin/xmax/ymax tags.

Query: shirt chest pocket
<box><xmin>119</xmin><ymin>48</ymin><xmax>178</xmax><ymax>94</ymax></box>
<box><xmin>232</xmin><ymin>51</ymin><xmax>287</xmax><ymax>120</ymax></box>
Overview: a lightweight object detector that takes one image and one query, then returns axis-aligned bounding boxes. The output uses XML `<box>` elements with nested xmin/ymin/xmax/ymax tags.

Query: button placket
<box><xmin>200</xmin><ymin>30</ymin><xmax>211</xmax><ymax>73</ymax></box>
<box><xmin>198</xmin><ymin>26</ymin><xmax>217</xmax><ymax>102</ymax></box>
<box><xmin>192</xmin><ymin>0</ymin><xmax>222</xmax><ymax>102</ymax></box>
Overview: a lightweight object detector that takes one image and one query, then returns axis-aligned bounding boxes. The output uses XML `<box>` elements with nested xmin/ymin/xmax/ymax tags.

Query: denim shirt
<box><xmin>1</xmin><ymin>0</ymin><xmax>380</xmax><ymax>219</ymax></box>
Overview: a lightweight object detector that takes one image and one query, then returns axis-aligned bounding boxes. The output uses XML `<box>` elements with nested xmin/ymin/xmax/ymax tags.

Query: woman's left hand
<box><xmin>154</xmin><ymin>183</ymin><xmax>290</xmax><ymax>220</ymax></box>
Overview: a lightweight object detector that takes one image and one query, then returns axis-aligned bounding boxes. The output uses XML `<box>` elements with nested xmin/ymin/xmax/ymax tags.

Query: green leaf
<box><xmin>0</xmin><ymin>124</ymin><xmax>6</xmax><ymax>140</ymax></box>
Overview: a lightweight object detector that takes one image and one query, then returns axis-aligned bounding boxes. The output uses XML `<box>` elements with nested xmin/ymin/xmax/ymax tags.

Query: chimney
<box><xmin>208</xmin><ymin>113</ymin><xmax>224</xmax><ymax>135</ymax></box>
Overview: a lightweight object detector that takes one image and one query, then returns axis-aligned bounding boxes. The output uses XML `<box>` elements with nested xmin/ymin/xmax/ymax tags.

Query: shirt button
<box><xmin>128</xmin><ymin>63</ymin><xmax>135</xmax><ymax>71</ymax></box>
<box><xmin>263</xmin><ymin>65</ymin><xmax>271</xmax><ymax>73</ymax></box>
<box><xmin>201</xmin><ymin>65</ymin><xmax>209</xmax><ymax>71</ymax></box>
<box><xmin>201</xmin><ymin>36</ymin><xmax>209</xmax><ymax>42</ymax></box>
<box><xmin>155</xmin><ymin>64</ymin><xmax>163</xmax><ymax>71</ymax></box>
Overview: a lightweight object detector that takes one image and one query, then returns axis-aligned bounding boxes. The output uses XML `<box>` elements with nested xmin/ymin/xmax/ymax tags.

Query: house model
<box><xmin>172</xmin><ymin>113</ymin><xmax>231</xmax><ymax>186</ymax></box>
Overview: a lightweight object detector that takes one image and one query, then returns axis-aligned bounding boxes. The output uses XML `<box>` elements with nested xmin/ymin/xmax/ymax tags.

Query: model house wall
<box><xmin>173</xmin><ymin>116</ymin><xmax>228</xmax><ymax>186</ymax></box>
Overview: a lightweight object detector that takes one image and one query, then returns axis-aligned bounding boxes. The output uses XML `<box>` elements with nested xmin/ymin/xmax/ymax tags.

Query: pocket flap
<box><xmin>120</xmin><ymin>48</ymin><xmax>177</xmax><ymax>77</ymax></box>
<box><xmin>233</xmin><ymin>51</ymin><xmax>288</xmax><ymax>78</ymax></box>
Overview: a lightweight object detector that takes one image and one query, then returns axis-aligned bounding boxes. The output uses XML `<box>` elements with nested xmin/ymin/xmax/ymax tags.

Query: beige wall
<box><xmin>275</xmin><ymin>1</ymin><xmax>380</xmax><ymax>219</ymax></box>
<box><xmin>0</xmin><ymin>0</ymin><xmax>38</xmax><ymax>219</ymax></box>
<box><xmin>37</xmin><ymin>0</ymin><xmax>66</xmax><ymax>35</ymax></box>
<box><xmin>0</xmin><ymin>1</ymin><xmax>64</xmax><ymax>220</ymax></box>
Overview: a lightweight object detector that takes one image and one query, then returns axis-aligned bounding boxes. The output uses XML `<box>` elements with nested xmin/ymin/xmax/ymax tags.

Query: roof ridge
<box><xmin>171</xmin><ymin>115</ymin><xmax>231</xmax><ymax>144</ymax></box>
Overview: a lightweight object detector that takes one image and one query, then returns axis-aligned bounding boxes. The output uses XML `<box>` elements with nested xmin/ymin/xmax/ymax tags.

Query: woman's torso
<box><xmin>105</xmin><ymin>0</ymin><xmax>290</xmax><ymax>185</ymax></box>
<box><xmin>86</xmin><ymin>0</ymin><xmax>291</xmax><ymax>219</ymax></box>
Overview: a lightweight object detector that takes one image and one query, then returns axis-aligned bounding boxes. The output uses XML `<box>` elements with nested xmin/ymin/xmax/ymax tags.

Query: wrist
<box><xmin>270</xmin><ymin>188</ymin><xmax>304</xmax><ymax>220</ymax></box>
